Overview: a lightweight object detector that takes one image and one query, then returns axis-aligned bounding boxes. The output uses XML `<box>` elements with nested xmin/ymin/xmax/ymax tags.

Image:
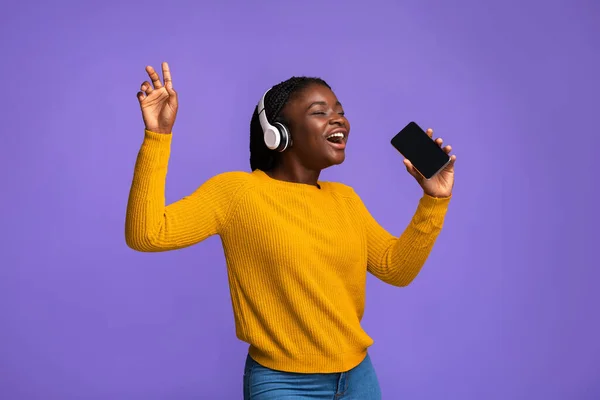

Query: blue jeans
<box><xmin>243</xmin><ymin>353</ymin><xmax>382</xmax><ymax>399</ymax></box>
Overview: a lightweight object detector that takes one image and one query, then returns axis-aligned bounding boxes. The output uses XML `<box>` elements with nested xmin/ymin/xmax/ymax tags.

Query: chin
<box><xmin>323</xmin><ymin>153</ymin><xmax>345</xmax><ymax>168</ymax></box>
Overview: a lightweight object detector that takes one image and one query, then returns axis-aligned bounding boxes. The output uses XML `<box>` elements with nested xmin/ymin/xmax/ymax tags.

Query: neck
<box><xmin>267</xmin><ymin>158</ymin><xmax>321</xmax><ymax>187</ymax></box>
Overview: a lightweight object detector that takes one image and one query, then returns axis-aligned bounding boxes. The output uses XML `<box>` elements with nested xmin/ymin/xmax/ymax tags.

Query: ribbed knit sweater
<box><xmin>125</xmin><ymin>130</ymin><xmax>450</xmax><ymax>373</ymax></box>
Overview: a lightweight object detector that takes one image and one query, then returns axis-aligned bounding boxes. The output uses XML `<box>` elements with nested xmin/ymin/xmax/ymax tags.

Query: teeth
<box><xmin>327</xmin><ymin>132</ymin><xmax>345</xmax><ymax>139</ymax></box>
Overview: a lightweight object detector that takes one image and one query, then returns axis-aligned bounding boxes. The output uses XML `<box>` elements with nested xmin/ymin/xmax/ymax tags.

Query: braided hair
<box><xmin>250</xmin><ymin>77</ymin><xmax>331</xmax><ymax>171</ymax></box>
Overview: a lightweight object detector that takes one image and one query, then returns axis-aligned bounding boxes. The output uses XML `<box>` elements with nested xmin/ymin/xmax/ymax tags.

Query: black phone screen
<box><xmin>390</xmin><ymin>122</ymin><xmax>450</xmax><ymax>180</ymax></box>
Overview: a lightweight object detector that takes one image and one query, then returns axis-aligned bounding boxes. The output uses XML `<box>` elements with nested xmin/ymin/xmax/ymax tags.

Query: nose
<box><xmin>329</xmin><ymin>113</ymin><xmax>346</xmax><ymax>126</ymax></box>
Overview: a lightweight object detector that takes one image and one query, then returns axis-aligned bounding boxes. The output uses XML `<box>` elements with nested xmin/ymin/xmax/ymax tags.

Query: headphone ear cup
<box><xmin>273</xmin><ymin>122</ymin><xmax>291</xmax><ymax>152</ymax></box>
<box><xmin>263</xmin><ymin>125</ymin><xmax>281</xmax><ymax>150</ymax></box>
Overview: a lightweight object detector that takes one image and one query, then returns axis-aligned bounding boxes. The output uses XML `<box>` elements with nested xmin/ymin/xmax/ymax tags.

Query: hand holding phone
<box><xmin>390</xmin><ymin>122</ymin><xmax>451</xmax><ymax>180</ymax></box>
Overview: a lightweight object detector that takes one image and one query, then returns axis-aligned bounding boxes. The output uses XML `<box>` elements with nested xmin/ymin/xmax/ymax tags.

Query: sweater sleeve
<box><xmin>124</xmin><ymin>130</ymin><xmax>249</xmax><ymax>252</ymax></box>
<box><xmin>353</xmin><ymin>191</ymin><xmax>451</xmax><ymax>286</ymax></box>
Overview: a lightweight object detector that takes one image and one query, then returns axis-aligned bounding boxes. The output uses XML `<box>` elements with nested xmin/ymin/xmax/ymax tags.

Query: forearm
<box><xmin>126</xmin><ymin>129</ymin><xmax>222</xmax><ymax>253</ymax></box>
<box><xmin>125</xmin><ymin>130</ymin><xmax>242</xmax><ymax>252</ymax></box>
<box><xmin>125</xmin><ymin>130</ymin><xmax>174</xmax><ymax>251</ymax></box>
<box><xmin>368</xmin><ymin>195</ymin><xmax>450</xmax><ymax>286</ymax></box>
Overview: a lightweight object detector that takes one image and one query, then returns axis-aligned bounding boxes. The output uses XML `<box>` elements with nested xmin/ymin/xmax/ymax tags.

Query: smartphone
<box><xmin>390</xmin><ymin>121</ymin><xmax>451</xmax><ymax>180</ymax></box>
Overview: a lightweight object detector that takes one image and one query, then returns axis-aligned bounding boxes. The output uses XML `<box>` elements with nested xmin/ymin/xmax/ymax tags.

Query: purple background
<box><xmin>2</xmin><ymin>0</ymin><xmax>599</xmax><ymax>398</ymax></box>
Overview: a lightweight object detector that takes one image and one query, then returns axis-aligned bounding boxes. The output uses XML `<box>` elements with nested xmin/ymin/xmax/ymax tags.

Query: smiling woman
<box><xmin>249</xmin><ymin>76</ymin><xmax>349</xmax><ymax>178</ymax></box>
<box><xmin>125</xmin><ymin>62</ymin><xmax>456</xmax><ymax>400</ymax></box>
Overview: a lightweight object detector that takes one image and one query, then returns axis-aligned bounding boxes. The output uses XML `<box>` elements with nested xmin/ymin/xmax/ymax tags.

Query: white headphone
<box><xmin>257</xmin><ymin>89</ymin><xmax>291</xmax><ymax>152</ymax></box>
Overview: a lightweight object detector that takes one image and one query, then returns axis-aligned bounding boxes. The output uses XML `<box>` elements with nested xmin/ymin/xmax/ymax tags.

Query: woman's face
<box><xmin>280</xmin><ymin>84</ymin><xmax>350</xmax><ymax>170</ymax></box>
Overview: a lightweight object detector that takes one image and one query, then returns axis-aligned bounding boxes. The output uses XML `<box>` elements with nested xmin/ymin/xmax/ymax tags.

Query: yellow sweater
<box><xmin>125</xmin><ymin>130</ymin><xmax>450</xmax><ymax>373</ymax></box>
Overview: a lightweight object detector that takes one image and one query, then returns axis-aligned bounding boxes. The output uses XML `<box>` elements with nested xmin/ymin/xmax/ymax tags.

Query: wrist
<box><xmin>423</xmin><ymin>189</ymin><xmax>451</xmax><ymax>199</ymax></box>
<box><xmin>145</xmin><ymin>127</ymin><xmax>172</xmax><ymax>135</ymax></box>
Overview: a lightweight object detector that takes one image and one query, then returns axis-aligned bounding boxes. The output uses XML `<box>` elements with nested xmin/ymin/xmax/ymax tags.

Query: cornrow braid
<box><xmin>250</xmin><ymin>76</ymin><xmax>331</xmax><ymax>171</ymax></box>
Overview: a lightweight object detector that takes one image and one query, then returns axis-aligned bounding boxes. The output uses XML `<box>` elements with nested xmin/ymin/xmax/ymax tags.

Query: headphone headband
<box><xmin>257</xmin><ymin>89</ymin><xmax>270</xmax><ymax>133</ymax></box>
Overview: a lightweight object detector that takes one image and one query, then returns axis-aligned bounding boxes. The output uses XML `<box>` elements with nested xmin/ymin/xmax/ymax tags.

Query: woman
<box><xmin>126</xmin><ymin>62</ymin><xmax>456</xmax><ymax>399</ymax></box>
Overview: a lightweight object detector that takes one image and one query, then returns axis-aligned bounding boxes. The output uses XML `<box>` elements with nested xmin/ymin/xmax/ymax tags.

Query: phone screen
<box><xmin>390</xmin><ymin>122</ymin><xmax>450</xmax><ymax>180</ymax></box>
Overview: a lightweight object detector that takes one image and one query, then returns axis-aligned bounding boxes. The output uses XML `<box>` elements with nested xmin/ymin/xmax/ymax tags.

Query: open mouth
<box><xmin>325</xmin><ymin>131</ymin><xmax>347</xmax><ymax>150</ymax></box>
<box><xmin>326</xmin><ymin>132</ymin><xmax>345</xmax><ymax>144</ymax></box>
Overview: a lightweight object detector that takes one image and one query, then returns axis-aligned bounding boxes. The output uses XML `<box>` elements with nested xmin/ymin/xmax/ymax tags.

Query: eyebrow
<box><xmin>307</xmin><ymin>101</ymin><xmax>343</xmax><ymax>110</ymax></box>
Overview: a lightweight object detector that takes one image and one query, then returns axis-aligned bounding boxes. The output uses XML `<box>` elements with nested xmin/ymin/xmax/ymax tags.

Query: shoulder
<box><xmin>322</xmin><ymin>180</ymin><xmax>359</xmax><ymax>199</ymax></box>
<box><xmin>208</xmin><ymin>170</ymin><xmax>254</xmax><ymax>184</ymax></box>
<box><xmin>199</xmin><ymin>170</ymin><xmax>257</xmax><ymax>199</ymax></box>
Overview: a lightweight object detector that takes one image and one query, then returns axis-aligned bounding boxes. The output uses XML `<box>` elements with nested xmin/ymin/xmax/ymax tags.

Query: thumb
<box><xmin>403</xmin><ymin>159</ymin><xmax>418</xmax><ymax>178</ymax></box>
<box><xmin>166</xmin><ymin>85</ymin><xmax>178</xmax><ymax>106</ymax></box>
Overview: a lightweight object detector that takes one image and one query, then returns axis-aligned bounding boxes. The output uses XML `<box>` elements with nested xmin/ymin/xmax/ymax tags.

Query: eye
<box><xmin>311</xmin><ymin>111</ymin><xmax>327</xmax><ymax>115</ymax></box>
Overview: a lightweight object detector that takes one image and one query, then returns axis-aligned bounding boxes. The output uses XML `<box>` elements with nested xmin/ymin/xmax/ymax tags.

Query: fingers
<box><xmin>137</xmin><ymin>63</ymin><xmax>177</xmax><ymax>105</ymax></box>
<box><xmin>435</xmin><ymin>135</ymin><xmax>457</xmax><ymax>167</ymax></box>
<box><xmin>137</xmin><ymin>81</ymin><xmax>152</xmax><ymax>104</ymax></box>
<box><xmin>434</xmin><ymin>137</ymin><xmax>448</xmax><ymax>151</ymax></box>
<box><xmin>146</xmin><ymin>65</ymin><xmax>163</xmax><ymax>89</ymax></box>
<box><xmin>430</xmin><ymin>129</ymin><xmax>454</xmax><ymax>157</ymax></box>
<box><xmin>141</xmin><ymin>81</ymin><xmax>153</xmax><ymax>95</ymax></box>
<box><xmin>163</xmin><ymin>62</ymin><xmax>177</xmax><ymax>101</ymax></box>
<box><xmin>162</xmin><ymin>62</ymin><xmax>173</xmax><ymax>90</ymax></box>
<box><xmin>137</xmin><ymin>81</ymin><xmax>151</xmax><ymax>103</ymax></box>
<box><xmin>433</xmin><ymin>136</ymin><xmax>452</xmax><ymax>154</ymax></box>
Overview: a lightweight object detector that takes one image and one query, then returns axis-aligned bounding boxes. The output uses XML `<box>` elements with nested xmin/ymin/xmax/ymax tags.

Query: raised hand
<box><xmin>137</xmin><ymin>62</ymin><xmax>178</xmax><ymax>134</ymax></box>
<box><xmin>403</xmin><ymin>128</ymin><xmax>456</xmax><ymax>198</ymax></box>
